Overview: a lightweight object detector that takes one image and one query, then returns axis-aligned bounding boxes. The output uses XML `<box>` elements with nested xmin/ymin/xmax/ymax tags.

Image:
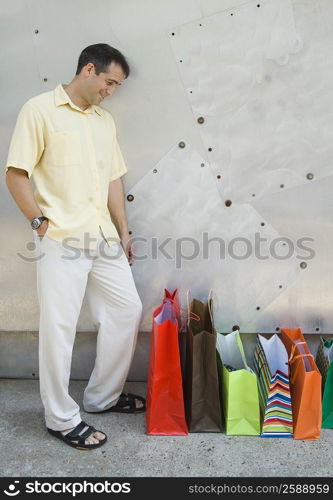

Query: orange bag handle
<box><xmin>288</xmin><ymin>343</ymin><xmax>314</xmax><ymax>383</ymax></box>
<box><xmin>289</xmin><ymin>353</ymin><xmax>314</xmax><ymax>363</ymax></box>
<box><xmin>288</xmin><ymin>342</ymin><xmax>314</xmax><ymax>363</ymax></box>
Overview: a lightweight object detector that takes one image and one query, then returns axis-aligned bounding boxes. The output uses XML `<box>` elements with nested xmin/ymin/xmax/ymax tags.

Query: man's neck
<box><xmin>63</xmin><ymin>82</ymin><xmax>90</xmax><ymax>111</ymax></box>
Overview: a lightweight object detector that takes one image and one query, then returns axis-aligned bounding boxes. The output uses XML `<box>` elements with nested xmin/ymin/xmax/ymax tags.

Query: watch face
<box><xmin>31</xmin><ymin>219</ymin><xmax>40</xmax><ymax>229</ymax></box>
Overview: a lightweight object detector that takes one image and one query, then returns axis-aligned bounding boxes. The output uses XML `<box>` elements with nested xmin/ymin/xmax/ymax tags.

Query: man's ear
<box><xmin>83</xmin><ymin>63</ymin><xmax>95</xmax><ymax>78</ymax></box>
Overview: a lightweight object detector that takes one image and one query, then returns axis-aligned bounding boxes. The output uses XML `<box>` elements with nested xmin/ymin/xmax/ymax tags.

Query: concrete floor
<box><xmin>1</xmin><ymin>379</ymin><xmax>333</xmax><ymax>478</ymax></box>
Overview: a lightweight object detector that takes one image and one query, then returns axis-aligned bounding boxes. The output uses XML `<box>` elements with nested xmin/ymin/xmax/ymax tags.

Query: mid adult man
<box><xmin>5</xmin><ymin>44</ymin><xmax>145</xmax><ymax>450</ymax></box>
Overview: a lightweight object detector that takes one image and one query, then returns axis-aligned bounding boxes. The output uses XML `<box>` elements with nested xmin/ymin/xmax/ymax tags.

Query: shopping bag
<box><xmin>216</xmin><ymin>350</ymin><xmax>224</xmax><ymax>420</ymax></box>
<box><xmin>146</xmin><ymin>289</ymin><xmax>188</xmax><ymax>435</ymax></box>
<box><xmin>281</xmin><ymin>328</ymin><xmax>322</xmax><ymax>440</ymax></box>
<box><xmin>316</xmin><ymin>337</ymin><xmax>333</xmax><ymax>428</ymax></box>
<box><xmin>254</xmin><ymin>334</ymin><xmax>293</xmax><ymax>437</ymax></box>
<box><xmin>183</xmin><ymin>292</ymin><xmax>223</xmax><ymax>432</ymax></box>
<box><xmin>216</xmin><ymin>330</ymin><xmax>260</xmax><ymax>435</ymax></box>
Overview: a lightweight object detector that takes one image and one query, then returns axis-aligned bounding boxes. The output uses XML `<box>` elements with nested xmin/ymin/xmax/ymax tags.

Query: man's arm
<box><xmin>107</xmin><ymin>177</ymin><xmax>133</xmax><ymax>264</ymax></box>
<box><xmin>6</xmin><ymin>167</ymin><xmax>48</xmax><ymax>237</ymax></box>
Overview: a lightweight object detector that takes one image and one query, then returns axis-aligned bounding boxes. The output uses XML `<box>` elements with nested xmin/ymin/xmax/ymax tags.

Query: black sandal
<box><xmin>47</xmin><ymin>421</ymin><xmax>107</xmax><ymax>450</ymax></box>
<box><xmin>88</xmin><ymin>393</ymin><xmax>146</xmax><ymax>414</ymax></box>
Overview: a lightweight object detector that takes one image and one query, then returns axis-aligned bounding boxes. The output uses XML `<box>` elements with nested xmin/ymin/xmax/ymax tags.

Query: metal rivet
<box><xmin>43</xmin><ymin>77</ymin><xmax>48</xmax><ymax>82</ymax></box>
<box><xmin>300</xmin><ymin>261</ymin><xmax>307</xmax><ymax>269</ymax></box>
<box><xmin>171</xmin><ymin>32</ymin><xmax>175</xmax><ymax>36</ymax></box>
<box><xmin>217</xmin><ymin>175</ymin><xmax>221</xmax><ymax>179</ymax></box>
<box><xmin>180</xmin><ymin>60</ymin><xmax>183</xmax><ymax>63</ymax></box>
<box><xmin>316</xmin><ymin>327</ymin><xmax>320</xmax><ymax>332</ymax></box>
<box><xmin>257</xmin><ymin>4</ymin><xmax>261</xmax><ymax>7</ymax></box>
<box><xmin>189</xmin><ymin>90</ymin><xmax>193</xmax><ymax>94</ymax></box>
<box><xmin>201</xmin><ymin>163</ymin><xmax>205</xmax><ymax>167</ymax></box>
<box><xmin>127</xmin><ymin>194</ymin><xmax>134</xmax><ymax>202</ymax></box>
<box><xmin>256</xmin><ymin>306</ymin><xmax>260</xmax><ymax>311</ymax></box>
<box><xmin>276</xmin><ymin>327</ymin><xmax>280</xmax><ymax>331</ymax></box>
<box><xmin>153</xmin><ymin>169</ymin><xmax>157</xmax><ymax>173</ymax></box>
<box><xmin>280</xmin><ymin>184</ymin><xmax>284</xmax><ymax>188</ymax></box>
<box><xmin>178</xmin><ymin>141</ymin><xmax>186</xmax><ymax>148</ymax></box>
<box><xmin>32</xmin><ymin>373</ymin><xmax>35</xmax><ymax>376</ymax></box>
<box><xmin>252</xmin><ymin>193</ymin><xmax>256</xmax><ymax>197</ymax></box>
<box><xmin>279</xmin><ymin>285</ymin><xmax>283</xmax><ymax>288</ymax></box>
<box><xmin>225</xmin><ymin>200</ymin><xmax>232</xmax><ymax>207</ymax></box>
<box><xmin>232</xmin><ymin>325</ymin><xmax>240</xmax><ymax>331</ymax></box>
<box><xmin>306</xmin><ymin>173</ymin><xmax>314</xmax><ymax>180</ymax></box>
<box><xmin>199</xmin><ymin>23</ymin><xmax>202</xmax><ymax>26</ymax></box>
<box><xmin>34</xmin><ymin>29</ymin><xmax>39</xmax><ymax>34</ymax></box>
<box><xmin>129</xmin><ymin>231</ymin><xmax>132</xmax><ymax>235</ymax></box>
<box><xmin>261</xmin><ymin>222</ymin><xmax>265</xmax><ymax>226</ymax></box>
<box><xmin>208</xmin><ymin>147</ymin><xmax>212</xmax><ymax>152</ymax></box>
<box><xmin>231</xmin><ymin>13</ymin><xmax>233</xmax><ymax>16</ymax></box>
<box><xmin>197</xmin><ymin>116</ymin><xmax>205</xmax><ymax>124</ymax></box>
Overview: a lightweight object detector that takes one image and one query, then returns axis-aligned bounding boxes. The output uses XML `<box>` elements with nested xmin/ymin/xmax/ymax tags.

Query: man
<box><xmin>5</xmin><ymin>44</ymin><xmax>145</xmax><ymax>450</ymax></box>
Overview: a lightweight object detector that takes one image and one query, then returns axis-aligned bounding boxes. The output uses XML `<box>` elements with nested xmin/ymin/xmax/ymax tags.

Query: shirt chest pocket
<box><xmin>46</xmin><ymin>131</ymin><xmax>82</xmax><ymax>166</ymax></box>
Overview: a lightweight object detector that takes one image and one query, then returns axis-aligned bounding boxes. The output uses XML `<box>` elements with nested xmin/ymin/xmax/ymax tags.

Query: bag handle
<box><xmin>257</xmin><ymin>359</ymin><xmax>269</xmax><ymax>378</ymax></box>
<box><xmin>162</xmin><ymin>294</ymin><xmax>199</xmax><ymax>331</ymax></box>
<box><xmin>207</xmin><ymin>288</ymin><xmax>214</xmax><ymax>325</ymax></box>
<box><xmin>288</xmin><ymin>342</ymin><xmax>314</xmax><ymax>363</ymax></box>
<box><xmin>185</xmin><ymin>290</ymin><xmax>200</xmax><ymax>323</ymax></box>
<box><xmin>186</xmin><ymin>289</ymin><xmax>192</xmax><ymax>326</ymax></box>
<box><xmin>289</xmin><ymin>353</ymin><xmax>314</xmax><ymax>364</ymax></box>
<box><xmin>288</xmin><ymin>342</ymin><xmax>314</xmax><ymax>379</ymax></box>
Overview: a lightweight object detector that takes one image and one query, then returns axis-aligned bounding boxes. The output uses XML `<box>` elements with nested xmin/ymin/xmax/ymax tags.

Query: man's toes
<box><xmin>85</xmin><ymin>435</ymin><xmax>99</xmax><ymax>445</ymax></box>
<box><xmin>94</xmin><ymin>431</ymin><xmax>105</xmax><ymax>441</ymax></box>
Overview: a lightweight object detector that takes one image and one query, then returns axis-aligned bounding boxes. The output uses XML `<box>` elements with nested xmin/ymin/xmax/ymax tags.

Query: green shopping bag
<box><xmin>216</xmin><ymin>330</ymin><xmax>260</xmax><ymax>435</ymax></box>
<box><xmin>316</xmin><ymin>337</ymin><xmax>333</xmax><ymax>428</ymax></box>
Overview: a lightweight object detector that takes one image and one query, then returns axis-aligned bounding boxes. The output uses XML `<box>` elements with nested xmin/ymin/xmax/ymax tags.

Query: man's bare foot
<box><xmin>47</xmin><ymin>421</ymin><xmax>107</xmax><ymax>449</ymax></box>
<box><xmin>108</xmin><ymin>393</ymin><xmax>146</xmax><ymax>413</ymax></box>
<box><xmin>61</xmin><ymin>426</ymin><xmax>106</xmax><ymax>445</ymax></box>
<box><xmin>84</xmin><ymin>393</ymin><xmax>146</xmax><ymax>414</ymax></box>
<box><xmin>135</xmin><ymin>398</ymin><xmax>144</xmax><ymax>410</ymax></box>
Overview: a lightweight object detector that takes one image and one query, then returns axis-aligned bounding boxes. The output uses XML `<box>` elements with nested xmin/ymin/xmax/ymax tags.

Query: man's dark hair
<box><xmin>76</xmin><ymin>43</ymin><xmax>130</xmax><ymax>78</ymax></box>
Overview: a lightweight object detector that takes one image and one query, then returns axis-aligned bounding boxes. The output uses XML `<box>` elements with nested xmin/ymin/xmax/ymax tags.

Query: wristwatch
<box><xmin>31</xmin><ymin>216</ymin><xmax>48</xmax><ymax>230</ymax></box>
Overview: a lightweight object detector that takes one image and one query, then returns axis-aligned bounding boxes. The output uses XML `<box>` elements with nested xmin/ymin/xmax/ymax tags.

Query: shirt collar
<box><xmin>54</xmin><ymin>84</ymin><xmax>102</xmax><ymax>116</ymax></box>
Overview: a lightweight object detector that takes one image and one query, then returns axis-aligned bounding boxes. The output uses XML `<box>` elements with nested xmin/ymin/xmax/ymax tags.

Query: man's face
<box><xmin>85</xmin><ymin>61</ymin><xmax>125</xmax><ymax>105</ymax></box>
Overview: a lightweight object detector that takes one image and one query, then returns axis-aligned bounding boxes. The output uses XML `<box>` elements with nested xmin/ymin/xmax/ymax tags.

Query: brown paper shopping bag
<box><xmin>183</xmin><ymin>292</ymin><xmax>223</xmax><ymax>432</ymax></box>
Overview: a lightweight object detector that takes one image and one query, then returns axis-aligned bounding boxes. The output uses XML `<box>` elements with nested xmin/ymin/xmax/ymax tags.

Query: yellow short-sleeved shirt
<box><xmin>5</xmin><ymin>83</ymin><xmax>128</xmax><ymax>250</ymax></box>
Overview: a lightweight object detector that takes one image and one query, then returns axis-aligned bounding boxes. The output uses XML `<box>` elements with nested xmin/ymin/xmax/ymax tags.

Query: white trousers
<box><xmin>34</xmin><ymin>231</ymin><xmax>142</xmax><ymax>431</ymax></box>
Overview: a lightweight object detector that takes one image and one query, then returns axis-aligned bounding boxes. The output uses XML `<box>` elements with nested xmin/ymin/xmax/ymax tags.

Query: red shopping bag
<box><xmin>146</xmin><ymin>289</ymin><xmax>188</xmax><ymax>435</ymax></box>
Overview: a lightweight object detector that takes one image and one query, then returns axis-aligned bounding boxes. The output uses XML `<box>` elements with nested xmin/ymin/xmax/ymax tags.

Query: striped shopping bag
<box><xmin>254</xmin><ymin>334</ymin><xmax>293</xmax><ymax>437</ymax></box>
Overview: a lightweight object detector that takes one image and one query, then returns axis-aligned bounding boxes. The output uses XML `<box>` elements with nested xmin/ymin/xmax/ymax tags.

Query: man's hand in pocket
<box><xmin>36</xmin><ymin>220</ymin><xmax>49</xmax><ymax>240</ymax></box>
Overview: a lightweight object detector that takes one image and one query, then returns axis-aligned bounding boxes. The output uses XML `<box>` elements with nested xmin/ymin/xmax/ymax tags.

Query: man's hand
<box><xmin>120</xmin><ymin>233</ymin><xmax>134</xmax><ymax>266</ymax></box>
<box><xmin>36</xmin><ymin>220</ymin><xmax>49</xmax><ymax>240</ymax></box>
<box><xmin>108</xmin><ymin>178</ymin><xmax>133</xmax><ymax>265</ymax></box>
